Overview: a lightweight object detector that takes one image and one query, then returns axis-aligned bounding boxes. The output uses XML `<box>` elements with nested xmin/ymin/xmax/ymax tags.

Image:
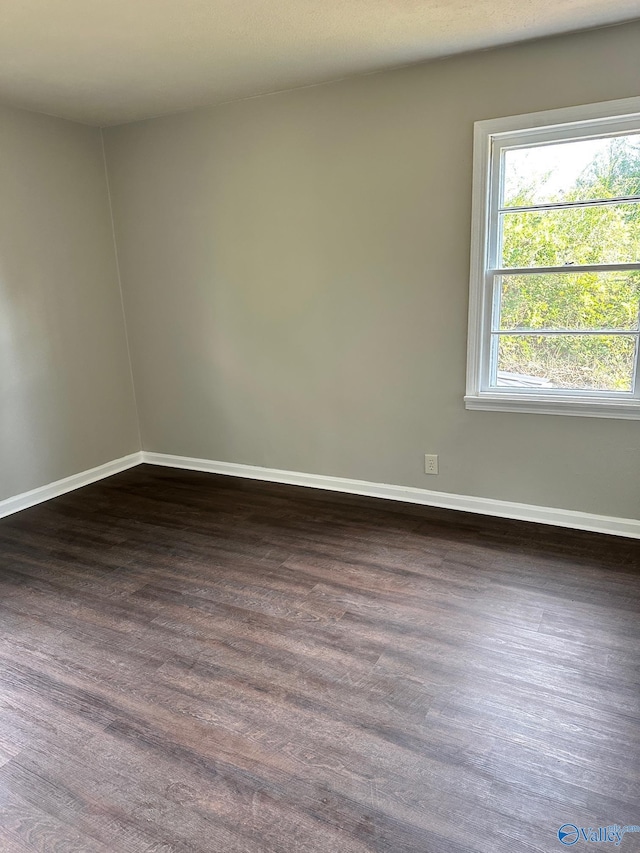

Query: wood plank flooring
<box><xmin>0</xmin><ymin>464</ymin><xmax>639</xmax><ymax>853</ymax></box>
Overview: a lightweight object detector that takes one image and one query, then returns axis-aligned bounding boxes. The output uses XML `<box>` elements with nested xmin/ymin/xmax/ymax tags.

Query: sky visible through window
<box><xmin>503</xmin><ymin>133</ymin><xmax>640</xmax><ymax>206</ymax></box>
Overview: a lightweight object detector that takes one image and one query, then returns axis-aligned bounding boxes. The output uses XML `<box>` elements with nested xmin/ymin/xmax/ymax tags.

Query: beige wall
<box><xmin>0</xmin><ymin>104</ymin><xmax>139</xmax><ymax>502</ymax></box>
<box><xmin>104</xmin><ymin>21</ymin><xmax>640</xmax><ymax>519</ymax></box>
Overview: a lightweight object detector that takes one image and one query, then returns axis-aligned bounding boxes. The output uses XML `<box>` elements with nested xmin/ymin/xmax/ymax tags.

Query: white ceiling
<box><xmin>0</xmin><ymin>0</ymin><xmax>638</xmax><ymax>127</ymax></box>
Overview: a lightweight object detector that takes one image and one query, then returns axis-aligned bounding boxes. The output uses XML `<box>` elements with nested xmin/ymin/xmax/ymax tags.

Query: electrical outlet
<box><xmin>424</xmin><ymin>454</ymin><xmax>439</xmax><ymax>475</ymax></box>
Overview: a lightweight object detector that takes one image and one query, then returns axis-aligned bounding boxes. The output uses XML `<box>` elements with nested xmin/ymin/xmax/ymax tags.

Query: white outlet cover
<box><xmin>425</xmin><ymin>454</ymin><xmax>439</xmax><ymax>475</ymax></box>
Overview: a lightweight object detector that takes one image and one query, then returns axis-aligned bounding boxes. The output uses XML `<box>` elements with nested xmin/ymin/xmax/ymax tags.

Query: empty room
<box><xmin>1</xmin><ymin>1</ymin><xmax>640</xmax><ymax>851</ymax></box>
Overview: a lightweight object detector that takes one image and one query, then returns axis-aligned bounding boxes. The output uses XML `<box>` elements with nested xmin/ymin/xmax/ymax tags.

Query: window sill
<box><xmin>464</xmin><ymin>393</ymin><xmax>640</xmax><ymax>419</ymax></box>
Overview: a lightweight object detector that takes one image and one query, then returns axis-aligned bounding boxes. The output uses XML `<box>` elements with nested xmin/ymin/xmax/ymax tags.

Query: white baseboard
<box><xmin>142</xmin><ymin>452</ymin><xmax>640</xmax><ymax>540</ymax></box>
<box><xmin>2</xmin><ymin>449</ymin><xmax>637</xmax><ymax>539</ymax></box>
<box><xmin>0</xmin><ymin>452</ymin><xmax>143</xmax><ymax>520</ymax></box>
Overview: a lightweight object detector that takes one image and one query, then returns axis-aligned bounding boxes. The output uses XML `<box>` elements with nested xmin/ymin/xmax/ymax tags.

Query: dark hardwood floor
<box><xmin>0</xmin><ymin>465</ymin><xmax>639</xmax><ymax>853</ymax></box>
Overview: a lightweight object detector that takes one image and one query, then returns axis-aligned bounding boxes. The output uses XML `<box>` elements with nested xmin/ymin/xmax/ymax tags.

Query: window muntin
<box><xmin>467</xmin><ymin>100</ymin><xmax>640</xmax><ymax>416</ymax></box>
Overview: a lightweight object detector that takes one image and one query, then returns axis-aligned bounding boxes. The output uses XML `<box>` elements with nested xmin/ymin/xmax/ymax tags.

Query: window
<box><xmin>466</xmin><ymin>97</ymin><xmax>640</xmax><ymax>418</ymax></box>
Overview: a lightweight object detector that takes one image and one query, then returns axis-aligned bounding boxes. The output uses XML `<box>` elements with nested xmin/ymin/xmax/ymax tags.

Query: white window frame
<box><xmin>465</xmin><ymin>96</ymin><xmax>640</xmax><ymax>419</ymax></box>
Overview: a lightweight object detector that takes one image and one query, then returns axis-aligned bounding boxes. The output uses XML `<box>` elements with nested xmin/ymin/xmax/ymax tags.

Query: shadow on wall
<box><xmin>0</xmin><ymin>253</ymin><xmax>60</xmax><ymax>499</ymax></box>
